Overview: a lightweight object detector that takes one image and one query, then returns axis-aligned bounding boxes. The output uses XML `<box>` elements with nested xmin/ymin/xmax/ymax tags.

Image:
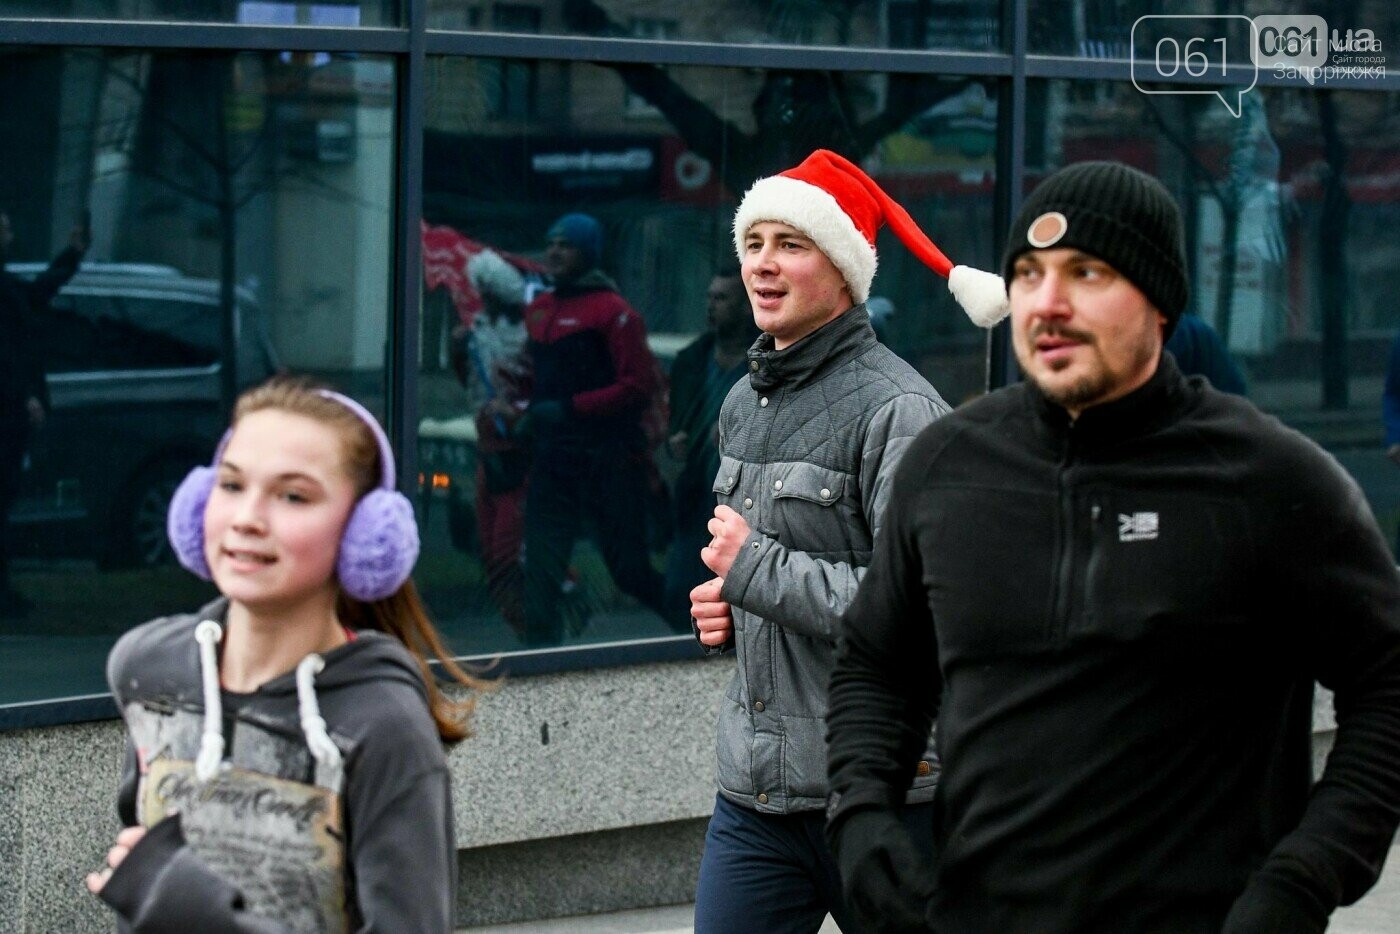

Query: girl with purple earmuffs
<box><xmin>86</xmin><ymin>374</ymin><xmax>489</xmax><ymax>933</ymax></box>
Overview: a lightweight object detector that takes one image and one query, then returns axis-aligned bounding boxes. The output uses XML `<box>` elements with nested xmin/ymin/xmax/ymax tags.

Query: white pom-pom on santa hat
<box><xmin>733</xmin><ymin>149</ymin><xmax>1009</xmax><ymax>328</ymax></box>
<box><xmin>467</xmin><ymin>248</ymin><xmax>526</xmax><ymax>306</ymax></box>
<box><xmin>949</xmin><ymin>265</ymin><xmax>1013</xmax><ymax>328</ymax></box>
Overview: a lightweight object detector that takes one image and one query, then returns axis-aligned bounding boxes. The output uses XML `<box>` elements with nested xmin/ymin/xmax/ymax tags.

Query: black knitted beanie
<box><xmin>1001</xmin><ymin>161</ymin><xmax>1188</xmax><ymax>339</ymax></box>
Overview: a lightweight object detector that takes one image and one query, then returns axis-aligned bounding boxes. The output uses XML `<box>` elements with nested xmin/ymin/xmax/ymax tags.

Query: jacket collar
<box><xmin>553</xmin><ymin>268</ymin><xmax>619</xmax><ymax>298</ymax></box>
<box><xmin>1025</xmin><ymin>351</ymin><xmax>1190</xmax><ymax>450</ymax></box>
<box><xmin>747</xmin><ymin>304</ymin><xmax>875</xmax><ymax>393</ymax></box>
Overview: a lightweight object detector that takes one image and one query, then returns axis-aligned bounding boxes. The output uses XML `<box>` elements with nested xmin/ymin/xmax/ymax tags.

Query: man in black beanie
<box><xmin>825</xmin><ymin>161</ymin><xmax>1400</xmax><ymax>933</ymax></box>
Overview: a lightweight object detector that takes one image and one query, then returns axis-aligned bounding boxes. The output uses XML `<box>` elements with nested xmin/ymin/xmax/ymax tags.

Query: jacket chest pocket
<box><xmin>712</xmin><ymin>456</ymin><xmax>744</xmax><ymax>511</ymax></box>
<box><xmin>1080</xmin><ymin>492</ymin><xmax>1255</xmax><ymax>643</ymax></box>
<box><xmin>771</xmin><ymin>462</ymin><xmax>858</xmax><ymax>554</ymax></box>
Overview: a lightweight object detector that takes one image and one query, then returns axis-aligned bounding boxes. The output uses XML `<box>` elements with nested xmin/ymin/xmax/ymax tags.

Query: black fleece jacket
<box><xmin>826</xmin><ymin>355</ymin><xmax>1400</xmax><ymax>934</ymax></box>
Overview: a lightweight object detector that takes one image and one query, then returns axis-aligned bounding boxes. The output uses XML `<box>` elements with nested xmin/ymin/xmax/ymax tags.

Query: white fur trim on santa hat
<box><xmin>733</xmin><ymin>174</ymin><xmax>878</xmax><ymax>304</ymax></box>
<box><xmin>948</xmin><ymin>265</ymin><xmax>1010</xmax><ymax>328</ymax></box>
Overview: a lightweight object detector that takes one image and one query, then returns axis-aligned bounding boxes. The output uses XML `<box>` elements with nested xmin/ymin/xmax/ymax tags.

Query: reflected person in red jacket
<box><xmin>516</xmin><ymin>214</ymin><xmax>668</xmax><ymax>646</ymax></box>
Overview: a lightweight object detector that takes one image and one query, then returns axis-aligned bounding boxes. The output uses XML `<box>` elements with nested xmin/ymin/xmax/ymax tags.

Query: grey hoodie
<box><xmin>101</xmin><ymin>598</ymin><xmax>455</xmax><ymax>933</ymax></box>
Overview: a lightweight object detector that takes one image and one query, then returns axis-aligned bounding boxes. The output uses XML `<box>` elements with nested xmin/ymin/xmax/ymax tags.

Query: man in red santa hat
<box><xmin>688</xmin><ymin>148</ymin><xmax>1006</xmax><ymax>933</ymax></box>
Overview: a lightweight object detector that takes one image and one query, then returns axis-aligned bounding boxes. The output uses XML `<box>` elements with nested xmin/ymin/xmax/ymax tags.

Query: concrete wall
<box><xmin>0</xmin><ymin>663</ymin><xmax>1342</xmax><ymax>933</ymax></box>
<box><xmin>0</xmin><ymin>720</ymin><xmax>126</xmax><ymax>934</ymax></box>
<box><xmin>0</xmin><ymin>655</ymin><xmax>732</xmax><ymax>934</ymax></box>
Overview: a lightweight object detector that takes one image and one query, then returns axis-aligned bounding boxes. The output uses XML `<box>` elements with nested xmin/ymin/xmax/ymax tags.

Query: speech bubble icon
<box><xmin>1253</xmin><ymin>14</ymin><xmax>1328</xmax><ymax>87</ymax></box>
<box><xmin>1131</xmin><ymin>15</ymin><xmax>1259</xmax><ymax>118</ymax></box>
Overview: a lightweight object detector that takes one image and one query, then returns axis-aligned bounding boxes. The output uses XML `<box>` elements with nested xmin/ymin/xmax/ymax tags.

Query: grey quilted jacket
<box><xmin>712</xmin><ymin>305</ymin><xmax>948</xmax><ymax>813</ymax></box>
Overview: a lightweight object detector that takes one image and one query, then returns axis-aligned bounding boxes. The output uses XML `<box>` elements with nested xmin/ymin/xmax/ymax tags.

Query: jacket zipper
<box><xmin>1050</xmin><ymin>423</ymin><xmax>1076</xmax><ymax>643</ymax></box>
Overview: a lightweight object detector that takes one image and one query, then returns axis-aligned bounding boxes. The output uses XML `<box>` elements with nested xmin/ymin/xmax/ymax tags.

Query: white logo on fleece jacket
<box><xmin>1118</xmin><ymin>511</ymin><xmax>1160</xmax><ymax>542</ymax></box>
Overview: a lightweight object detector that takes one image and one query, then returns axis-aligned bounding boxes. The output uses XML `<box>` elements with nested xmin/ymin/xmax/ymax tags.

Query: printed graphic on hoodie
<box><xmin>127</xmin><ymin>704</ymin><xmax>349</xmax><ymax>934</ymax></box>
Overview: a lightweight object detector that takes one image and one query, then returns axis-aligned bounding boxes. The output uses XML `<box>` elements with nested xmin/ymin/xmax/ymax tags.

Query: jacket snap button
<box><xmin>750</xmin><ymin>360</ymin><xmax>759</xmax><ymax>371</ymax></box>
<box><xmin>773</xmin><ymin>480</ymin><xmax>782</xmax><ymax>491</ymax></box>
<box><xmin>820</xmin><ymin>488</ymin><xmax>831</xmax><ymax>499</ymax></box>
<box><xmin>751</xmin><ymin>541</ymin><xmax>760</xmax><ymax>550</ymax></box>
<box><xmin>759</xmin><ymin>397</ymin><xmax>769</xmax><ymax>407</ymax></box>
<box><xmin>916</xmin><ymin>760</ymin><xmax>932</xmax><ymax>777</ymax></box>
<box><xmin>757</xmin><ymin>793</ymin><xmax>769</xmax><ymax>805</ymax></box>
<box><xmin>743</xmin><ymin>497</ymin><xmax>753</xmax><ymax>509</ymax></box>
<box><xmin>753</xmin><ymin>700</ymin><xmax>765</xmax><ymax>712</ymax></box>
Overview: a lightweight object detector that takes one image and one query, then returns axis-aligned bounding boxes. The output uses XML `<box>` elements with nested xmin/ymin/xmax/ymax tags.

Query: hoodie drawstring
<box><xmin>296</xmin><ymin>654</ymin><xmax>344</xmax><ymax>774</ymax></box>
<box><xmin>194</xmin><ymin>620</ymin><xmax>225</xmax><ymax>782</ymax></box>
<box><xmin>192</xmin><ymin>621</ymin><xmax>344</xmax><ymax>782</ymax></box>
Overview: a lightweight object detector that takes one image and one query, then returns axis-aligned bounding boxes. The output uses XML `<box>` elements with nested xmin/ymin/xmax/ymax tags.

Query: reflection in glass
<box><xmin>0</xmin><ymin>48</ymin><xmax>394</xmax><ymax>706</ymax></box>
<box><xmin>1030</xmin><ymin>78</ymin><xmax>1400</xmax><ymax>550</ymax></box>
<box><xmin>0</xmin><ymin>0</ymin><xmax>395</xmax><ymax>26</ymax></box>
<box><xmin>1030</xmin><ymin>0</ymin><xmax>1400</xmax><ymax>62</ymax></box>
<box><xmin>427</xmin><ymin>0</ymin><xmax>1000</xmax><ymax>51</ymax></box>
<box><xmin>418</xmin><ymin>56</ymin><xmax>997</xmax><ymax>657</ymax></box>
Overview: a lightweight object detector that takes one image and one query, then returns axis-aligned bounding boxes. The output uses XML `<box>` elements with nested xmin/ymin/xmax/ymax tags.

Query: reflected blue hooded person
<box><xmin>547</xmin><ymin>212</ymin><xmax>603</xmax><ymax>270</ymax></box>
<box><xmin>865</xmin><ymin>296</ymin><xmax>895</xmax><ymax>344</ymax></box>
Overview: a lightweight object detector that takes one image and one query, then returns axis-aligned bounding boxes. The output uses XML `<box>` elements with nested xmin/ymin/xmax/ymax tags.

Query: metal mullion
<box><xmin>0</xmin><ymin>19</ymin><xmax>409</xmax><ymax>53</ymax></box>
<box><xmin>1025</xmin><ymin>55</ymin><xmax>1139</xmax><ymax>81</ymax></box>
<box><xmin>390</xmin><ymin>0</ymin><xmax>424</xmax><ymax>496</ymax></box>
<box><xmin>425</xmin><ymin>29</ymin><xmax>1014</xmax><ymax>77</ymax></box>
<box><xmin>0</xmin><ymin>694</ymin><xmax>117</xmax><ymax>731</ymax></box>
<box><xmin>988</xmin><ymin>0</ymin><xmax>1027</xmax><ymax>392</ymax></box>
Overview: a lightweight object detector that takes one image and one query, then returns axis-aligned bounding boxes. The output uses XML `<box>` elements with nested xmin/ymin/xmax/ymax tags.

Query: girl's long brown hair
<box><xmin>233</xmin><ymin>375</ymin><xmax>493</xmax><ymax>744</ymax></box>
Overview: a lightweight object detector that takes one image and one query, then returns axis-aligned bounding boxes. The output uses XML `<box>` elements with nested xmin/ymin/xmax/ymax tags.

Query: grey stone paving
<box><xmin>461</xmin><ymin>843</ymin><xmax>1400</xmax><ymax>933</ymax></box>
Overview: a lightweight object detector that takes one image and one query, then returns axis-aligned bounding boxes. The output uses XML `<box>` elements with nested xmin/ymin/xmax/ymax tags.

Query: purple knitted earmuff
<box><xmin>166</xmin><ymin>390</ymin><xmax>420</xmax><ymax>601</ymax></box>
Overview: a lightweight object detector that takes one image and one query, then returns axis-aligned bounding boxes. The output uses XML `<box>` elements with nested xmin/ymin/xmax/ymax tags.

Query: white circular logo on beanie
<box><xmin>1027</xmin><ymin>211</ymin><xmax>1068</xmax><ymax>248</ymax></box>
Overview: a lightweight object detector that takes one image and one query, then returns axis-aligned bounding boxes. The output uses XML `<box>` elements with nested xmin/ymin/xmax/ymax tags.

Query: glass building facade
<box><xmin>2</xmin><ymin>1</ymin><xmax>1397</xmax><ymax>723</ymax></box>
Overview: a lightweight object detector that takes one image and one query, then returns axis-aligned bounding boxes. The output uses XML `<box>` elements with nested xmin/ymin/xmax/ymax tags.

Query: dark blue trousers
<box><xmin>694</xmin><ymin>793</ymin><xmax>935</xmax><ymax>934</ymax></box>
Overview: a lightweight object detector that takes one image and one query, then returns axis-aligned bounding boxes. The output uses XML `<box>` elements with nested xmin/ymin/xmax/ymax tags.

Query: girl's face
<box><xmin>203</xmin><ymin>409</ymin><xmax>359</xmax><ymax>615</ymax></box>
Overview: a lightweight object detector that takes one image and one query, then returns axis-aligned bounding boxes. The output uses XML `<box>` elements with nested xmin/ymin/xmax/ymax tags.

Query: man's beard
<box><xmin>1021</xmin><ymin>322</ymin><xmax>1158</xmax><ymax>411</ymax></box>
<box><xmin>1033</xmin><ymin>367</ymin><xmax>1114</xmax><ymax>411</ymax></box>
<box><xmin>1021</xmin><ymin>322</ymin><xmax>1106</xmax><ymax>409</ymax></box>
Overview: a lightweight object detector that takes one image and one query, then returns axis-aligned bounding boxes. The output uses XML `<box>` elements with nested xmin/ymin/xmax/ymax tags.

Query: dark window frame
<box><xmin>483</xmin><ymin>2</ymin><xmax>539</xmax><ymax>118</ymax></box>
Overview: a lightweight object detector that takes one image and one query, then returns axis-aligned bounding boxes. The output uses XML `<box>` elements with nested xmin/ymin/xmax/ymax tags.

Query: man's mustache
<box><xmin>1029</xmin><ymin>322</ymin><xmax>1096</xmax><ymax>346</ymax></box>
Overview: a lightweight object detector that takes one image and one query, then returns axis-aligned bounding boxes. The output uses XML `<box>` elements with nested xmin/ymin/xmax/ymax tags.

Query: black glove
<box><xmin>831</xmin><ymin>808</ymin><xmax>936</xmax><ymax>934</ymax></box>
<box><xmin>512</xmin><ymin>399</ymin><xmax>569</xmax><ymax>441</ymax></box>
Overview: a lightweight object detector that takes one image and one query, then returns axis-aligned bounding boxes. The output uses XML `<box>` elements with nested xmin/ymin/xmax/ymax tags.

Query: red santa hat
<box><xmin>732</xmin><ymin>149</ymin><xmax>1009</xmax><ymax>327</ymax></box>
